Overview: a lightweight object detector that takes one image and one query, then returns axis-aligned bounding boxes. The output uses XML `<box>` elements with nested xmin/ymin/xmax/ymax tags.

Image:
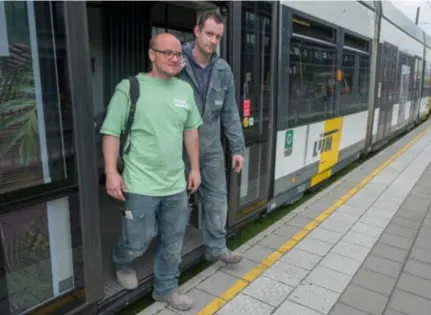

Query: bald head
<box><xmin>150</xmin><ymin>32</ymin><xmax>181</xmax><ymax>51</ymax></box>
<box><xmin>148</xmin><ymin>32</ymin><xmax>184</xmax><ymax>78</ymax></box>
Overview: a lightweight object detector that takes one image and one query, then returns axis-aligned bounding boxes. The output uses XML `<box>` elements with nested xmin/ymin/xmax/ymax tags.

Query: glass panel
<box><xmin>289</xmin><ymin>37</ymin><xmax>337</xmax><ymax>126</ymax></box>
<box><xmin>258</xmin><ymin>14</ymin><xmax>271</xmax><ymax>141</ymax></box>
<box><xmin>0</xmin><ymin>2</ymin><xmax>86</xmax><ymax>314</ymax></box>
<box><xmin>0</xmin><ymin>1</ymin><xmax>74</xmax><ymax>196</ymax></box>
<box><xmin>238</xmin><ymin>4</ymin><xmax>272</xmax><ymax>209</ymax></box>
<box><xmin>422</xmin><ymin>54</ymin><xmax>431</xmax><ymax>100</ymax></box>
<box><xmin>339</xmin><ymin>52</ymin><xmax>357</xmax><ymax>115</ymax></box>
<box><xmin>276</xmin><ymin>5</ymin><xmax>290</xmax><ymax>130</ymax></box>
<box><xmin>397</xmin><ymin>52</ymin><xmax>414</xmax><ymax>126</ymax></box>
<box><xmin>0</xmin><ymin>194</ymin><xmax>85</xmax><ymax>315</ymax></box>
<box><xmin>381</xmin><ymin>42</ymin><xmax>399</xmax><ymax>110</ymax></box>
<box><xmin>359</xmin><ymin>55</ymin><xmax>370</xmax><ymax>110</ymax></box>
<box><xmin>420</xmin><ymin>52</ymin><xmax>431</xmax><ymax>118</ymax></box>
<box><xmin>339</xmin><ymin>49</ymin><xmax>370</xmax><ymax>116</ymax></box>
<box><xmin>240</xmin><ymin>9</ymin><xmax>257</xmax><ymax>141</ymax></box>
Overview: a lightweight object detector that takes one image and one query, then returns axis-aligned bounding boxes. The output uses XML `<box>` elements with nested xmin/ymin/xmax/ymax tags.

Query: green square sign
<box><xmin>284</xmin><ymin>129</ymin><xmax>294</xmax><ymax>157</ymax></box>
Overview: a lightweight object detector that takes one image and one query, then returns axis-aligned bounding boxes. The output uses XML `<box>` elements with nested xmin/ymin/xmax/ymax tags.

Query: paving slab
<box><xmin>140</xmin><ymin>122</ymin><xmax>431</xmax><ymax>315</ymax></box>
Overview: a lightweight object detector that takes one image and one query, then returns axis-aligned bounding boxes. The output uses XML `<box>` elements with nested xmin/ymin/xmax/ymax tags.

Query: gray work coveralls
<box><xmin>179</xmin><ymin>42</ymin><xmax>245</xmax><ymax>260</ymax></box>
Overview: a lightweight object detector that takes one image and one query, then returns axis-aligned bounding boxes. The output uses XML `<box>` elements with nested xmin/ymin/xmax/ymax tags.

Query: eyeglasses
<box><xmin>151</xmin><ymin>48</ymin><xmax>183</xmax><ymax>59</ymax></box>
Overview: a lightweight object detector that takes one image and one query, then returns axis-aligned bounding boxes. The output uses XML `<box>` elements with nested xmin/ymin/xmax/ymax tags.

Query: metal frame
<box><xmin>410</xmin><ymin>55</ymin><xmax>423</xmax><ymax>124</ymax></box>
<box><xmin>335</xmin><ymin>27</ymin><xmax>344</xmax><ymax>117</ymax></box>
<box><xmin>267</xmin><ymin>1</ymin><xmax>280</xmax><ymax>204</ymax></box>
<box><xmin>275</xmin><ymin>5</ymin><xmax>292</xmax><ymax>132</ymax></box>
<box><xmin>226</xmin><ymin>1</ymin><xmax>242</xmax><ymax>228</ymax></box>
<box><xmin>226</xmin><ymin>1</ymin><xmax>278</xmax><ymax>228</ymax></box>
<box><xmin>63</xmin><ymin>0</ymin><xmax>104</xmax><ymax>308</ymax></box>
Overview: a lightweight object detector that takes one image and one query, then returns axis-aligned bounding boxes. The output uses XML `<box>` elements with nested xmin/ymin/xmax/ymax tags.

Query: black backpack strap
<box><xmin>120</xmin><ymin>76</ymin><xmax>139</xmax><ymax>156</ymax></box>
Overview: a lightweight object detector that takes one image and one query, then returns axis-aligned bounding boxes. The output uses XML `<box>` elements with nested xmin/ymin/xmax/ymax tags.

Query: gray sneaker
<box><xmin>152</xmin><ymin>290</ymin><xmax>193</xmax><ymax>311</ymax></box>
<box><xmin>220</xmin><ymin>251</ymin><xmax>243</xmax><ymax>264</ymax></box>
<box><xmin>116</xmin><ymin>268</ymin><xmax>138</xmax><ymax>290</ymax></box>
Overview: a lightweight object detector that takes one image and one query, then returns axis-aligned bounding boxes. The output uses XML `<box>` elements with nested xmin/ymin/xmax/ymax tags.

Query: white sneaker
<box><xmin>220</xmin><ymin>251</ymin><xmax>243</xmax><ymax>264</ymax></box>
<box><xmin>116</xmin><ymin>268</ymin><xmax>138</xmax><ymax>290</ymax></box>
<box><xmin>152</xmin><ymin>290</ymin><xmax>193</xmax><ymax>311</ymax></box>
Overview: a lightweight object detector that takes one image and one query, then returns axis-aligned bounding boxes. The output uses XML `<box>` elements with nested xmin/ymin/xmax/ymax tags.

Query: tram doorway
<box><xmin>85</xmin><ymin>0</ymin><xmax>226</xmax><ymax>306</ymax></box>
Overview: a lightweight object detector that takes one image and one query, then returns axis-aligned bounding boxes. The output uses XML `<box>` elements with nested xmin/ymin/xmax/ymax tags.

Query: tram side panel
<box><xmin>373</xmin><ymin>16</ymin><xmax>424</xmax><ymax>144</ymax></box>
<box><xmin>419</xmin><ymin>47</ymin><xmax>431</xmax><ymax>120</ymax></box>
<box><xmin>271</xmin><ymin>1</ymin><xmax>375</xmax><ymax>208</ymax></box>
<box><xmin>411</xmin><ymin>55</ymin><xmax>423</xmax><ymax>125</ymax></box>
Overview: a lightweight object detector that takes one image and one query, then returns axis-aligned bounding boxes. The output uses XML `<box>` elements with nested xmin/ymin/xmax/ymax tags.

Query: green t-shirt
<box><xmin>100</xmin><ymin>73</ymin><xmax>203</xmax><ymax>197</ymax></box>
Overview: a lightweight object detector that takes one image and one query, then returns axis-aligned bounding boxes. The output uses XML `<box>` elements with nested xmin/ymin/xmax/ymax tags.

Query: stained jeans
<box><xmin>194</xmin><ymin>157</ymin><xmax>229</xmax><ymax>260</ymax></box>
<box><xmin>112</xmin><ymin>190</ymin><xmax>189</xmax><ymax>296</ymax></box>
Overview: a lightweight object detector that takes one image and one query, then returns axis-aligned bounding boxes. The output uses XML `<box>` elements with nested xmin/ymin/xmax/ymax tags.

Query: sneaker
<box><xmin>152</xmin><ymin>290</ymin><xmax>193</xmax><ymax>311</ymax></box>
<box><xmin>116</xmin><ymin>268</ymin><xmax>138</xmax><ymax>290</ymax></box>
<box><xmin>220</xmin><ymin>251</ymin><xmax>243</xmax><ymax>264</ymax></box>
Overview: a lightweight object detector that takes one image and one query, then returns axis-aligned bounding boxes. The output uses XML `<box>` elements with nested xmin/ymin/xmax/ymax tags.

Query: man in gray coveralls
<box><xmin>179</xmin><ymin>11</ymin><xmax>246</xmax><ymax>264</ymax></box>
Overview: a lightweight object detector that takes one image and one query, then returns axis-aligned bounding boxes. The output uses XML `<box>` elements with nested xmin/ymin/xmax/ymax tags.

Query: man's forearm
<box><xmin>221</xmin><ymin>73</ymin><xmax>246</xmax><ymax>156</ymax></box>
<box><xmin>222</xmin><ymin>113</ymin><xmax>245</xmax><ymax>157</ymax></box>
<box><xmin>184</xmin><ymin>129</ymin><xmax>199</xmax><ymax>170</ymax></box>
<box><xmin>103</xmin><ymin>135</ymin><xmax>120</xmax><ymax>174</ymax></box>
<box><xmin>225</xmin><ymin>124</ymin><xmax>245</xmax><ymax>157</ymax></box>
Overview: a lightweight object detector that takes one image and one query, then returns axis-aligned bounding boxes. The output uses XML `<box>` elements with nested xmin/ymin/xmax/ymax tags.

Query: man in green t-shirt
<box><xmin>100</xmin><ymin>33</ymin><xmax>202</xmax><ymax>311</ymax></box>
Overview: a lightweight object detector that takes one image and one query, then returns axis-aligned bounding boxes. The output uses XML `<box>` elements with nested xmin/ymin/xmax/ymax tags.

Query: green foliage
<box><xmin>4</xmin><ymin>216</ymin><xmax>52</xmax><ymax>314</ymax></box>
<box><xmin>0</xmin><ymin>68</ymin><xmax>39</xmax><ymax>166</ymax></box>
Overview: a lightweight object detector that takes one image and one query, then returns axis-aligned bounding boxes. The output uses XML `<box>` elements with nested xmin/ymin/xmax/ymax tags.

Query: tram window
<box><xmin>381</xmin><ymin>42</ymin><xmax>399</xmax><ymax>108</ymax></box>
<box><xmin>292</xmin><ymin>15</ymin><xmax>336</xmax><ymax>44</ymax></box>
<box><xmin>288</xmin><ymin>37</ymin><xmax>337</xmax><ymax>126</ymax></box>
<box><xmin>415</xmin><ymin>58</ymin><xmax>423</xmax><ymax>102</ymax></box>
<box><xmin>359</xmin><ymin>55</ymin><xmax>370</xmax><ymax>110</ymax></box>
<box><xmin>422</xmin><ymin>60</ymin><xmax>431</xmax><ymax>98</ymax></box>
<box><xmin>259</xmin><ymin>13</ymin><xmax>272</xmax><ymax>140</ymax></box>
<box><xmin>339</xmin><ymin>32</ymin><xmax>371</xmax><ymax>115</ymax></box>
<box><xmin>398</xmin><ymin>52</ymin><xmax>415</xmax><ymax>103</ymax></box>
<box><xmin>339</xmin><ymin>51</ymin><xmax>370</xmax><ymax>115</ymax></box>
<box><xmin>151</xmin><ymin>2</ymin><xmax>196</xmax><ymax>30</ymax></box>
<box><xmin>0</xmin><ymin>1</ymin><xmax>75</xmax><ymax>195</ymax></box>
<box><xmin>276</xmin><ymin>5</ymin><xmax>290</xmax><ymax>130</ymax></box>
<box><xmin>240</xmin><ymin>5</ymin><xmax>273</xmax><ymax>140</ymax></box>
<box><xmin>339</xmin><ymin>52</ymin><xmax>357</xmax><ymax>115</ymax></box>
<box><xmin>244</xmin><ymin>10</ymin><xmax>257</xmax><ymax>31</ymax></box>
<box><xmin>240</xmin><ymin>8</ymin><xmax>257</xmax><ymax>141</ymax></box>
<box><xmin>428</xmin><ymin>63</ymin><xmax>431</xmax><ymax>97</ymax></box>
<box><xmin>345</xmin><ymin>33</ymin><xmax>369</xmax><ymax>52</ymax></box>
<box><xmin>241</xmin><ymin>10</ymin><xmax>255</xmax><ymax>103</ymax></box>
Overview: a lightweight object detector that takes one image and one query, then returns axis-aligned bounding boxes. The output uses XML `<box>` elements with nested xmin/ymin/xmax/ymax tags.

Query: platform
<box><xmin>140</xmin><ymin>119</ymin><xmax>431</xmax><ymax>315</ymax></box>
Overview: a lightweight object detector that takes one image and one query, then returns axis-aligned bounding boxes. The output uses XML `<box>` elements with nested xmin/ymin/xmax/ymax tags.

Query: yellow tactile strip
<box><xmin>196</xmin><ymin>126</ymin><xmax>431</xmax><ymax>315</ymax></box>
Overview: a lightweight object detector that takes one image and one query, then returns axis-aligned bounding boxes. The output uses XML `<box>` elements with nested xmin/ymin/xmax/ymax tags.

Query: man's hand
<box><xmin>188</xmin><ymin>168</ymin><xmax>201</xmax><ymax>193</ymax></box>
<box><xmin>232</xmin><ymin>154</ymin><xmax>244</xmax><ymax>174</ymax></box>
<box><xmin>106</xmin><ymin>171</ymin><xmax>127</xmax><ymax>201</ymax></box>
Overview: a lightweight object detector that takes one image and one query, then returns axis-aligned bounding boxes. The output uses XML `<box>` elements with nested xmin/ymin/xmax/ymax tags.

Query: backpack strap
<box><xmin>120</xmin><ymin>76</ymin><xmax>139</xmax><ymax>156</ymax></box>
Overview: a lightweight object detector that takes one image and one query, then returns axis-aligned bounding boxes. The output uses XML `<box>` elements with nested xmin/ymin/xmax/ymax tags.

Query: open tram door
<box><xmin>411</xmin><ymin>55</ymin><xmax>423</xmax><ymax>125</ymax></box>
<box><xmin>85</xmin><ymin>1</ymin><xmax>233</xmax><ymax>314</ymax></box>
<box><xmin>225</xmin><ymin>1</ymin><xmax>277</xmax><ymax>229</ymax></box>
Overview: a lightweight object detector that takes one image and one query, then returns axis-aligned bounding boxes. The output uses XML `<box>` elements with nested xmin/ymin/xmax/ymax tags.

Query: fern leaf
<box><xmin>0</xmin><ymin>109</ymin><xmax>34</xmax><ymax>128</ymax></box>
<box><xmin>0</xmin><ymin>124</ymin><xmax>27</xmax><ymax>156</ymax></box>
<box><xmin>0</xmin><ymin>99</ymin><xmax>35</xmax><ymax>114</ymax></box>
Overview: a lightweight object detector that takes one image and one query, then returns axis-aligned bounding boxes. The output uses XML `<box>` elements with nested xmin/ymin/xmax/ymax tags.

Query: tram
<box><xmin>1</xmin><ymin>1</ymin><xmax>430</xmax><ymax>315</ymax></box>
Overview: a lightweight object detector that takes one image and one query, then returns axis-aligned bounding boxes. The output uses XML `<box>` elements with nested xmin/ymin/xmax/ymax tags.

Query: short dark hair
<box><xmin>197</xmin><ymin>10</ymin><xmax>224</xmax><ymax>29</ymax></box>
